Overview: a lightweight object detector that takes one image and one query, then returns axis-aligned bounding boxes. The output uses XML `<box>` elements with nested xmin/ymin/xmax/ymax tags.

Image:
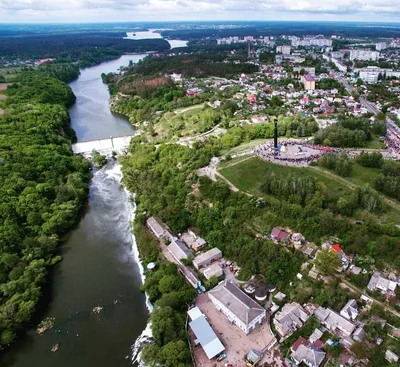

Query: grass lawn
<box><xmin>218</xmin><ymin>156</ymin><xmax>351</xmax><ymax>197</ymax></box>
<box><xmin>153</xmin><ymin>104</ymin><xmax>206</xmax><ymax>141</ymax></box>
<box><xmin>346</xmin><ymin>163</ymin><xmax>382</xmax><ymax>186</ymax></box>
<box><xmin>221</xmin><ymin>138</ymin><xmax>271</xmax><ymax>156</ymax></box>
<box><xmin>365</xmin><ymin>134</ymin><xmax>385</xmax><ymax>149</ymax></box>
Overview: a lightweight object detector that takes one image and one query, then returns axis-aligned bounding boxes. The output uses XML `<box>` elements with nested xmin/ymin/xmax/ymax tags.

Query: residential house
<box><xmin>208</xmin><ymin>280</ymin><xmax>266</xmax><ymax>334</ymax></box>
<box><xmin>193</xmin><ymin>248</ymin><xmax>222</xmax><ymax>270</ymax></box>
<box><xmin>271</xmin><ymin>227</ymin><xmax>290</xmax><ymax>242</ymax></box>
<box><xmin>273</xmin><ymin>303</ymin><xmax>310</xmax><ymax>338</ymax></box>
<box><xmin>340</xmin><ymin>299</ymin><xmax>359</xmax><ymax>321</ymax></box>
<box><xmin>315</xmin><ymin>307</ymin><xmax>356</xmax><ymax>337</ymax></box>
<box><xmin>368</xmin><ymin>272</ymin><xmax>397</xmax><ymax>294</ymax></box>
<box><xmin>291</xmin><ymin>337</ymin><xmax>326</xmax><ymax>367</ymax></box>
<box><xmin>247</xmin><ymin>94</ymin><xmax>257</xmax><ymax>103</ymax></box>
<box><xmin>353</xmin><ymin>327</ymin><xmax>365</xmax><ymax>341</ymax></box>
<box><xmin>181</xmin><ymin>230</ymin><xmax>207</xmax><ymax>252</ymax></box>
<box><xmin>309</xmin><ymin>329</ymin><xmax>324</xmax><ymax>344</ymax></box>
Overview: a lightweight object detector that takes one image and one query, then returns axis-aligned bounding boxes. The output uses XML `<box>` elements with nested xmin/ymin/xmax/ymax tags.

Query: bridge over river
<box><xmin>71</xmin><ymin>134</ymin><xmax>135</xmax><ymax>155</ymax></box>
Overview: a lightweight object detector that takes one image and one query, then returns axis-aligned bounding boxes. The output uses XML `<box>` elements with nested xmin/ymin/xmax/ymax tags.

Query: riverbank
<box><xmin>0</xmin><ymin>54</ymin><xmax>150</xmax><ymax>367</ymax></box>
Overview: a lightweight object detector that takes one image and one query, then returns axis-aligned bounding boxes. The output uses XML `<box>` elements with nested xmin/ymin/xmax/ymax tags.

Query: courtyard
<box><xmin>192</xmin><ymin>293</ymin><xmax>276</xmax><ymax>367</ymax></box>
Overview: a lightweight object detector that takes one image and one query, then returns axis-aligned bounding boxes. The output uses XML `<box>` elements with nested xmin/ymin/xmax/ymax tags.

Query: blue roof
<box><xmin>189</xmin><ymin>316</ymin><xmax>224</xmax><ymax>359</ymax></box>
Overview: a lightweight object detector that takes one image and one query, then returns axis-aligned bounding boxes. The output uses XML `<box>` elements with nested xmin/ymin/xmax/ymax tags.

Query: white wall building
<box><xmin>276</xmin><ymin>45</ymin><xmax>291</xmax><ymax>55</ymax></box>
<box><xmin>350</xmin><ymin>50</ymin><xmax>380</xmax><ymax>61</ymax></box>
<box><xmin>208</xmin><ymin>280</ymin><xmax>266</xmax><ymax>334</ymax></box>
<box><xmin>357</xmin><ymin>66</ymin><xmax>400</xmax><ymax>83</ymax></box>
<box><xmin>376</xmin><ymin>42</ymin><xmax>387</xmax><ymax>51</ymax></box>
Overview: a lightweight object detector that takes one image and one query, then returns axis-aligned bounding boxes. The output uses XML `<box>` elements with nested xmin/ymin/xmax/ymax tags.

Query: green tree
<box><xmin>315</xmin><ymin>248</ymin><xmax>341</xmax><ymax>275</ymax></box>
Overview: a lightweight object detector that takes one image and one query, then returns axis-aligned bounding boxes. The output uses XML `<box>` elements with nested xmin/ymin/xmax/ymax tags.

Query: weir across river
<box><xmin>71</xmin><ymin>134</ymin><xmax>135</xmax><ymax>154</ymax></box>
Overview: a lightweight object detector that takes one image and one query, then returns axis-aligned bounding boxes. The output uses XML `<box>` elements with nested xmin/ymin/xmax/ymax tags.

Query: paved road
<box><xmin>338</xmin><ymin>275</ymin><xmax>400</xmax><ymax>319</ymax></box>
<box><xmin>336</xmin><ymin>76</ymin><xmax>400</xmax><ymax>159</ymax></box>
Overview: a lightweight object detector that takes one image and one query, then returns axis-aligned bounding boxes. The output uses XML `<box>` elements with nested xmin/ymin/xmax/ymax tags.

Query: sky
<box><xmin>1</xmin><ymin>0</ymin><xmax>400</xmax><ymax>23</ymax></box>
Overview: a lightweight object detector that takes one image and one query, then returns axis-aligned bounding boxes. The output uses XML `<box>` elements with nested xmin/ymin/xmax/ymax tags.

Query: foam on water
<box><xmin>95</xmin><ymin>160</ymin><xmax>153</xmax><ymax>365</ymax></box>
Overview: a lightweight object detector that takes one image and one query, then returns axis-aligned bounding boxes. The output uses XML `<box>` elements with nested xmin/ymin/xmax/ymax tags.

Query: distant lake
<box><xmin>124</xmin><ymin>29</ymin><xmax>188</xmax><ymax>49</ymax></box>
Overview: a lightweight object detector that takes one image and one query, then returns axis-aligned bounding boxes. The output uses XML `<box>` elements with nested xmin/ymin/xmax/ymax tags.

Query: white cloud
<box><xmin>0</xmin><ymin>0</ymin><xmax>399</xmax><ymax>22</ymax></box>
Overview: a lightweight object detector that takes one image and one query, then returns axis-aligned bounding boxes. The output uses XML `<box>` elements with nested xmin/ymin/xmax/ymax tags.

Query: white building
<box><xmin>276</xmin><ymin>45</ymin><xmax>291</xmax><ymax>55</ymax></box>
<box><xmin>167</xmin><ymin>239</ymin><xmax>193</xmax><ymax>262</ymax></box>
<box><xmin>208</xmin><ymin>280</ymin><xmax>266</xmax><ymax>334</ymax></box>
<box><xmin>357</xmin><ymin>66</ymin><xmax>400</xmax><ymax>83</ymax></box>
<box><xmin>200</xmin><ymin>262</ymin><xmax>223</xmax><ymax>280</ymax></box>
<box><xmin>315</xmin><ymin>307</ymin><xmax>356</xmax><ymax>337</ymax></box>
<box><xmin>292</xmin><ymin>38</ymin><xmax>332</xmax><ymax>48</ymax></box>
<box><xmin>193</xmin><ymin>248</ymin><xmax>222</xmax><ymax>270</ymax></box>
<box><xmin>331</xmin><ymin>57</ymin><xmax>347</xmax><ymax>73</ymax></box>
<box><xmin>340</xmin><ymin>299</ymin><xmax>359</xmax><ymax>321</ymax></box>
<box><xmin>358</xmin><ymin>66</ymin><xmax>381</xmax><ymax>83</ymax></box>
<box><xmin>273</xmin><ymin>303</ymin><xmax>310</xmax><ymax>338</ymax></box>
<box><xmin>376</xmin><ymin>42</ymin><xmax>387</xmax><ymax>51</ymax></box>
<box><xmin>350</xmin><ymin>50</ymin><xmax>380</xmax><ymax>61</ymax></box>
<box><xmin>367</xmin><ymin>272</ymin><xmax>397</xmax><ymax>294</ymax></box>
<box><xmin>146</xmin><ymin>217</ymin><xmax>165</xmax><ymax>239</ymax></box>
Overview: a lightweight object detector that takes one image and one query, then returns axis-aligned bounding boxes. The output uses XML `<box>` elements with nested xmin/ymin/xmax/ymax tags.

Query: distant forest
<box><xmin>0</xmin><ymin>33</ymin><xmax>170</xmax><ymax>62</ymax></box>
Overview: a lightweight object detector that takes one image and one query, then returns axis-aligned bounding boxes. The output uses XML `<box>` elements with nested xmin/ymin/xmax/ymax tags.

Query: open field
<box><xmin>222</xmin><ymin>138</ymin><xmax>271</xmax><ymax>156</ymax></box>
<box><xmin>218</xmin><ymin>156</ymin><xmax>350</xmax><ymax>197</ymax></box>
<box><xmin>154</xmin><ymin>104</ymin><xmax>206</xmax><ymax>141</ymax></box>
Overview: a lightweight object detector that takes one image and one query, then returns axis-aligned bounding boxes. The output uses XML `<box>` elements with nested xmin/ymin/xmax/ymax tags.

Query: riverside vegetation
<box><xmin>0</xmin><ymin>71</ymin><xmax>91</xmax><ymax>346</ymax></box>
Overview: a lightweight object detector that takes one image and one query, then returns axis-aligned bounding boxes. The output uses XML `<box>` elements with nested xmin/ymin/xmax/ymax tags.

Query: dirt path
<box><xmin>338</xmin><ymin>275</ymin><xmax>400</xmax><ymax>319</ymax></box>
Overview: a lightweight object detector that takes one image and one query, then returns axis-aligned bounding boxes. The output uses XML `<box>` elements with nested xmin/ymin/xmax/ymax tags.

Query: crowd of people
<box><xmin>384</xmin><ymin>120</ymin><xmax>400</xmax><ymax>160</ymax></box>
<box><xmin>254</xmin><ymin>140</ymin><xmax>329</xmax><ymax>166</ymax></box>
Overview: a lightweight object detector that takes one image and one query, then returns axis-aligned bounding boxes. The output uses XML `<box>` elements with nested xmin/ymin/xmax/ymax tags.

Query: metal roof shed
<box><xmin>189</xmin><ymin>316</ymin><xmax>225</xmax><ymax>360</ymax></box>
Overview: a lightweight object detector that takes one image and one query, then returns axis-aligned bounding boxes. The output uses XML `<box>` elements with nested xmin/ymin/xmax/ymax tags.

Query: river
<box><xmin>1</xmin><ymin>31</ymin><xmax>188</xmax><ymax>367</ymax></box>
<box><xmin>0</xmin><ymin>54</ymin><xmax>150</xmax><ymax>367</ymax></box>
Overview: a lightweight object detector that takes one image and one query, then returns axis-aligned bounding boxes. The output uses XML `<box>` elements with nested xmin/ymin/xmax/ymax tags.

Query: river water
<box><xmin>0</xmin><ymin>55</ymin><xmax>151</xmax><ymax>367</ymax></box>
<box><xmin>1</xmin><ymin>32</ymin><xmax>188</xmax><ymax>367</ymax></box>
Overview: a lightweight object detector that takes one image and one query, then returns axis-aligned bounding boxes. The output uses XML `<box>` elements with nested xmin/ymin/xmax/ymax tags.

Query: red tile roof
<box><xmin>292</xmin><ymin>337</ymin><xmax>310</xmax><ymax>352</ymax></box>
<box><xmin>271</xmin><ymin>227</ymin><xmax>290</xmax><ymax>241</ymax></box>
<box><xmin>332</xmin><ymin>244</ymin><xmax>342</xmax><ymax>253</ymax></box>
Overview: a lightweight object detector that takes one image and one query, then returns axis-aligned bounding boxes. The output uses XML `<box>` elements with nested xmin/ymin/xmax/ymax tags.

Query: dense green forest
<box><xmin>0</xmin><ymin>33</ymin><xmax>170</xmax><ymax>68</ymax></box>
<box><xmin>0</xmin><ymin>73</ymin><xmax>91</xmax><ymax>346</ymax></box>
<box><xmin>140</xmin><ymin>263</ymin><xmax>196</xmax><ymax>367</ymax></box>
<box><xmin>126</xmin><ymin>53</ymin><xmax>258</xmax><ymax>78</ymax></box>
<box><xmin>314</xmin><ymin>115</ymin><xmax>386</xmax><ymax>147</ymax></box>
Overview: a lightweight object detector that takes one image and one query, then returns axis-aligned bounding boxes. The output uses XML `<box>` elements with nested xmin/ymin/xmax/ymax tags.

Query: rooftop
<box><xmin>189</xmin><ymin>315</ymin><xmax>225</xmax><ymax>360</ymax></box>
<box><xmin>168</xmin><ymin>239</ymin><xmax>193</xmax><ymax>260</ymax></box>
<box><xmin>208</xmin><ymin>280</ymin><xmax>265</xmax><ymax>326</ymax></box>
<box><xmin>193</xmin><ymin>248</ymin><xmax>222</xmax><ymax>267</ymax></box>
<box><xmin>146</xmin><ymin>216</ymin><xmax>165</xmax><ymax>236</ymax></box>
<box><xmin>303</xmin><ymin>74</ymin><xmax>316</xmax><ymax>82</ymax></box>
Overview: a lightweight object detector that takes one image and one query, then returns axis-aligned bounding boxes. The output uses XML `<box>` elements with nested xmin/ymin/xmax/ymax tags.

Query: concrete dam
<box><xmin>72</xmin><ymin>135</ymin><xmax>135</xmax><ymax>155</ymax></box>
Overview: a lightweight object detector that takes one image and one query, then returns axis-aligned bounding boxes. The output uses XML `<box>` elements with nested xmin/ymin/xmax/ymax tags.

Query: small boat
<box><xmin>51</xmin><ymin>343</ymin><xmax>60</xmax><ymax>352</ymax></box>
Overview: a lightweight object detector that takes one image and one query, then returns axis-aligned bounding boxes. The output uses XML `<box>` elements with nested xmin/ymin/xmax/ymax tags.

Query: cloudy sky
<box><xmin>1</xmin><ymin>0</ymin><xmax>400</xmax><ymax>23</ymax></box>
